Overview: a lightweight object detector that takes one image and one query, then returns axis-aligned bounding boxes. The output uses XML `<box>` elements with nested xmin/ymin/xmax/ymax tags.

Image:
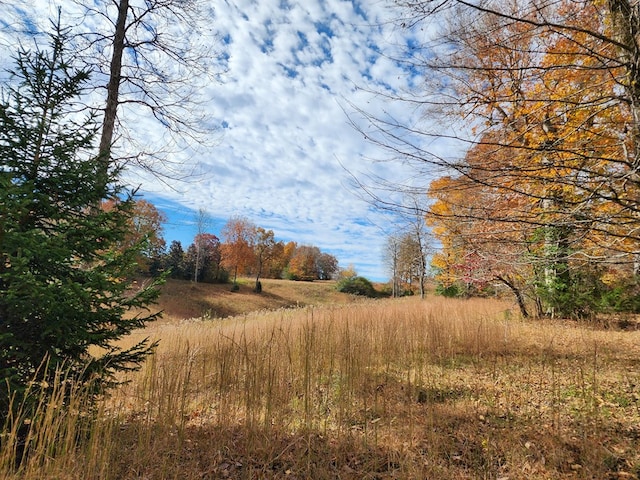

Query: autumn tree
<box><xmin>0</xmin><ymin>24</ymin><xmax>160</xmax><ymax>428</ymax></box>
<box><xmin>285</xmin><ymin>245</ymin><xmax>337</xmax><ymax>281</ymax></box>
<box><xmin>339</xmin><ymin>264</ymin><xmax>359</xmax><ymax>280</ymax></box>
<box><xmin>359</xmin><ymin>0</ymin><xmax>640</xmax><ymax>316</ymax></box>
<box><xmin>262</xmin><ymin>240</ymin><xmax>287</xmax><ymax>278</ymax></box>
<box><xmin>103</xmin><ymin>198</ymin><xmax>167</xmax><ymax>275</ymax></box>
<box><xmin>185</xmin><ymin>233</ymin><xmax>224</xmax><ymax>283</ymax></box>
<box><xmin>221</xmin><ymin>216</ymin><xmax>256</xmax><ymax>285</ymax></box>
<box><xmin>133</xmin><ymin>200</ymin><xmax>167</xmax><ymax>260</ymax></box>
<box><xmin>253</xmin><ymin>227</ymin><xmax>276</xmax><ymax>292</ymax></box>
<box><xmin>428</xmin><ymin>175</ymin><xmax>536</xmax><ymax>315</ymax></box>
<box><xmin>427</xmin><ymin>178</ymin><xmax>469</xmax><ymax>296</ymax></box>
<box><xmin>287</xmin><ymin>246</ymin><xmax>322</xmax><ymax>281</ymax></box>
<box><xmin>280</xmin><ymin>241</ymin><xmax>298</xmax><ymax>275</ymax></box>
<box><xmin>288</xmin><ymin>249</ymin><xmax>315</xmax><ymax>281</ymax></box>
<box><xmin>317</xmin><ymin>252</ymin><xmax>339</xmax><ymax>280</ymax></box>
<box><xmin>191</xmin><ymin>208</ymin><xmax>212</xmax><ymax>283</ymax></box>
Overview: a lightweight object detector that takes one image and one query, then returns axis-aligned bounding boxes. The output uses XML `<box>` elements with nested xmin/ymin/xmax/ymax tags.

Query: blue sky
<box><xmin>1</xmin><ymin>0</ymin><xmax>451</xmax><ymax>281</ymax></box>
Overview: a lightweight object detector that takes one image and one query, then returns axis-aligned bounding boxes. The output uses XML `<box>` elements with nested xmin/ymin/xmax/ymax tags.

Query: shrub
<box><xmin>336</xmin><ymin>276</ymin><xmax>377</xmax><ymax>297</ymax></box>
<box><xmin>436</xmin><ymin>283</ymin><xmax>464</xmax><ymax>298</ymax></box>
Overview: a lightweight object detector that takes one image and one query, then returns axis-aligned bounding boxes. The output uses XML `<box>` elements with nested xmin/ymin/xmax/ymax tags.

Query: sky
<box><xmin>1</xmin><ymin>0</ymin><xmax>452</xmax><ymax>281</ymax></box>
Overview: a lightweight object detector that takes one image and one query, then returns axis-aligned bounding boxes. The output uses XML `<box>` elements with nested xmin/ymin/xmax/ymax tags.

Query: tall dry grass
<box><xmin>2</xmin><ymin>296</ymin><xmax>639</xmax><ymax>479</ymax></box>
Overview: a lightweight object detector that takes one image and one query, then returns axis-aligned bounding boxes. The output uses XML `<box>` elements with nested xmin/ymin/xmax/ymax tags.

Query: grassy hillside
<box><xmin>153</xmin><ymin>277</ymin><xmax>368</xmax><ymax>321</ymax></box>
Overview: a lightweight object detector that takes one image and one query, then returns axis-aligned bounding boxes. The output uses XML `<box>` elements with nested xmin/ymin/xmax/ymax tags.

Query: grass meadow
<box><xmin>1</xmin><ymin>282</ymin><xmax>639</xmax><ymax>479</ymax></box>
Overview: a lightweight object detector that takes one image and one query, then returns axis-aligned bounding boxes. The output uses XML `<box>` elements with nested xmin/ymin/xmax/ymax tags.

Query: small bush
<box><xmin>436</xmin><ymin>283</ymin><xmax>463</xmax><ymax>298</ymax></box>
<box><xmin>336</xmin><ymin>276</ymin><xmax>377</xmax><ymax>297</ymax></box>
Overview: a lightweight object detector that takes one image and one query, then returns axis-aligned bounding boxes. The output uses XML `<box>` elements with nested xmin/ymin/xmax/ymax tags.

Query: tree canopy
<box><xmin>361</xmin><ymin>0</ymin><xmax>640</xmax><ymax>317</ymax></box>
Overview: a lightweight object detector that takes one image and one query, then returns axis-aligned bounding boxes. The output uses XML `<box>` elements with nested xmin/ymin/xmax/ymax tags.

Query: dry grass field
<box><xmin>2</xmin><ymin>279</ymin><xmax>639</xmax><ymax>479</ymax></box>
<box><xmin>153</xmin><ymin>277</ymin><xmax>364</xmax><ymax>320</ymax></box>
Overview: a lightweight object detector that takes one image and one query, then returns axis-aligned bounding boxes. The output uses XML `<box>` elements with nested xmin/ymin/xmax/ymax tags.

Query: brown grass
<box><xmin>154</xmin><ymin>277</ymin><xmax>361</xmax><ymax>320</ymax></box>
<box><xmin>2</xmin><ymin>292</ymin><xmax>640</xmax><ymax>479</ymax></box>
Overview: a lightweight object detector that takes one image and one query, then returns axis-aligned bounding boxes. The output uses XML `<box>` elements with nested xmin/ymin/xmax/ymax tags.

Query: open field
<box><xmin>153</xmin><ymin>277</ymin><xmax>366</xmax><ymax>321</ymax></box>
<box><xmin>2</xmin><ymin>288</ymin><xmax>640</xmax><ymax>479</ymax></box>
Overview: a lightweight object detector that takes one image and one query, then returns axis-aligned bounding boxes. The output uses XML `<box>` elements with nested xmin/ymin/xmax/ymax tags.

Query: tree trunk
<box><xmin>194</xmin><ymin>242</ymin><xmax>201</xmax><ymax>283</ymax></box>
<box><xmin>255</xmin><ymin>258</ymin><xmax>263</xmax><ymax>293</ymax></box>
<box><xmin>98</xmin><ymin>0</ymin><xmax>128</xmax><ymax>186</ymax></box>
<box><xmin>495</xmin><ymin>275</ymin><xmax>529</xmax><ymax>318</ymax></box>
<box><xmin>608</xmin><ymin>0</ymin><xmax>640</xmax><ymax>163</ymax></box>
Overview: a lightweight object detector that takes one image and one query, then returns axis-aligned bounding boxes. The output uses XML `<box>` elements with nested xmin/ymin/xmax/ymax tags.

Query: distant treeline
<box><xmin>121</xmin><ymin>201</ymin><xmax>339</xmax><ymax>283</ymax></box>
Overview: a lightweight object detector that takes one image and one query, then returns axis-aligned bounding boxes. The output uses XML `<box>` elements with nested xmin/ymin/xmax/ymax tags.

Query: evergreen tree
<box><xmin>0</xmin><ymin>21</ymin><xmax>161</xmax><ymax>425</ymax></box>
<box><xmin>165</xmin><ymin>240</ymin><xmax>186</xmax><ymax>279</ymax></box>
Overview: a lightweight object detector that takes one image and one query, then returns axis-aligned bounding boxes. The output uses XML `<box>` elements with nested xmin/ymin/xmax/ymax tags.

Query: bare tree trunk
<box><xmin>496</xmin><ymin>275</ymin><xmax>530</xmax><ymax>318</ymax></box>
<box><xmin>609</xmin><ymin>1</ymin><xmax>640</xmax><ymax>281</ymax></box>
<box><xmin>194</xmin><ymin>241</ymin><xmax>201</xmax><ymax>283</ymax></box>
<box><xmin>409</xmin><ymin>199</ymin><xmax>429</xmax><ymax>299</ymax></box>
<box><xmin>608</xmin><ymin>0</ymin><xmax>640</xmax><ymax>164</ymax></box>
<box><xmin>417</xmin><ymin>236</ymin><xmax>427</xmax><ymax>299</ymax></box>
<box><xmin>255</xmin><ymin>268</ymin><xmax>262</xmax><ymax>293</ymax></box>
<box><xmin>98</xmin><ymin>0</ymin><xmax>128</xmax><ymax>185</ymax></box>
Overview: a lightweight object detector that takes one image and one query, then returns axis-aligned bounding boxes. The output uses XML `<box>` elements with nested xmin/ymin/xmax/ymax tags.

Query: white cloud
<box><xmin>1</xmin><ymin>0</ymin><xmax>453</xmax><ymax>281</ymax></box>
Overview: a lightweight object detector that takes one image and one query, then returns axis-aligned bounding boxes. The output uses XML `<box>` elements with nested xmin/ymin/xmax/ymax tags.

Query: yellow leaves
<box><xmin>431</xmin><ymin>253</ymin><xmax>456</xmax><ymax>287</ymax></box>
<box><xmin>600</xmin><ymin>271</ymin><xmax>618</xmax><ymax>286</ymax></box>
<box><xmin>425</xmin><ymin>0</ymin><xmax>640</xmax><ymax>294</ymax></box>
